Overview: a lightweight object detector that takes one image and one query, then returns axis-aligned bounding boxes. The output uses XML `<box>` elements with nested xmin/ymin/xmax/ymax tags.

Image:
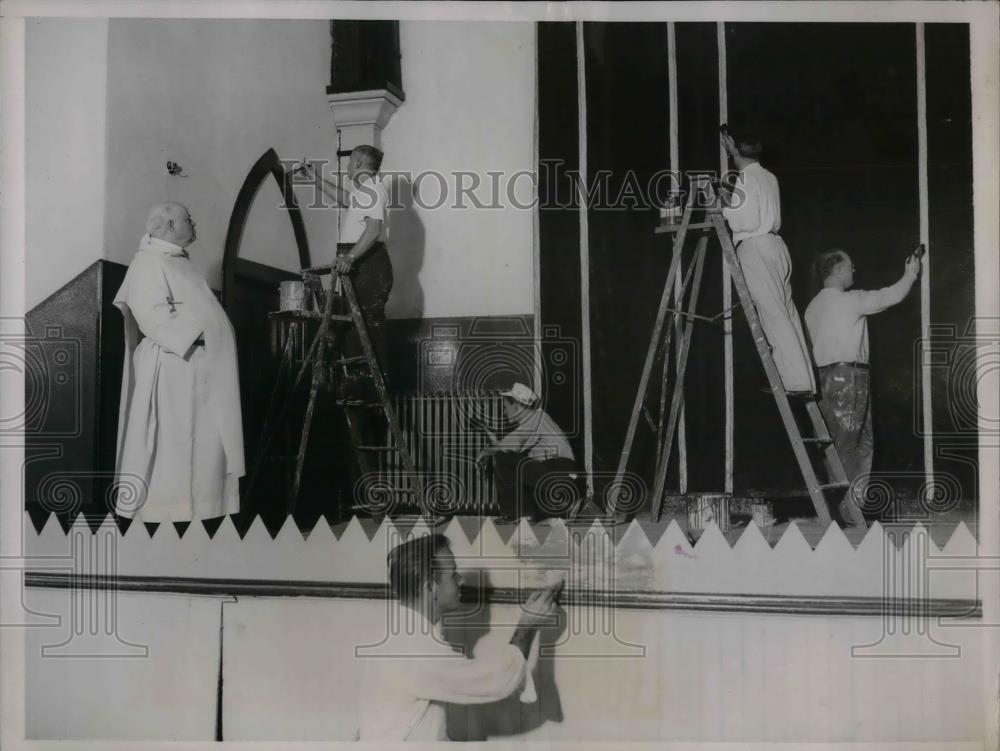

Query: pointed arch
<box><xmin>222</xmin><ymin>147</ymin><xmax>312</xmax><ymax>310</ymax></box>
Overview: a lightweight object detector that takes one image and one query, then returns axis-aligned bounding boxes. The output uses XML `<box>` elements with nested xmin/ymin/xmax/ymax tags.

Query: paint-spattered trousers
<box><xmin>818</xmin><ymin>363</ymin><xmax>872</xmax><ymax>526</ymax></box>
<box><xmin>337</xmin><ymin>242</ymin><xmax>393</xmax><ymax>380</ymax></box>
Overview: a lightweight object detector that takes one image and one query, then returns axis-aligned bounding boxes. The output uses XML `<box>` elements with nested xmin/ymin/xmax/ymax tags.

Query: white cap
<box><xmin>500</xmin><ymin>382</ymin><xmax>538</xmax><ymax>407</ymax></box>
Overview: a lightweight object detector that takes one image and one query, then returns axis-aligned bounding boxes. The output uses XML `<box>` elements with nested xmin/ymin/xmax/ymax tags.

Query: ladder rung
<box><xmin>663</xmin><ymin>306</ymin><xmax>721</xmax><ymax>324</ymax></box>
<box><xmin>266</xmin><ymin>311</ymin><xmax>354</xmax><ymax>322</ymax></box>
<box><xmin>338</xmin><ymin>356</ymin><xmax>368</xmax><ymax>365</ymax></box>
<box><xmin>818</xmin><ymin>482</ymin><xmax>850</xmax><ymax>490</ymax></box>
<box><xmin>356</xmin><ymin>445</ymin><xmax>396</xmax><ymax>452</ymax></box>
<box><xmin>654</xmin><ymin>221</ymin><xmax>716</xmax><ymax>234</ymax></box>
<box><xmin>800</xmin><ymin>437</ymin><xmax>833</xmax><ymax>445</ymax></box>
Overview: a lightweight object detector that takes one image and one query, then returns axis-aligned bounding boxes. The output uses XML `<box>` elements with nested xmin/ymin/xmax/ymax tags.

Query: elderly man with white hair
<box><xmin>113</xmin><ymin>202</ymin><xmax>244</xmax><ymax>526</ymax></box>
<box><xmin>476</xmin><ymin>383</ymin><xmax>582</xmax><ymax>521</ymax></box>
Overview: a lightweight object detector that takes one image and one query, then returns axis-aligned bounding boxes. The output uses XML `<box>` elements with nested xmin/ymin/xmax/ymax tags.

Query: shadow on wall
<box><xmin>444</xmin><ymin>568</ymin><xmax>566</xmax><ymax>741</ymax></box>
<box><xmin>386</xmin><ymin>174</ymin><xmax>426</xmax><ymax>319</ymax></box>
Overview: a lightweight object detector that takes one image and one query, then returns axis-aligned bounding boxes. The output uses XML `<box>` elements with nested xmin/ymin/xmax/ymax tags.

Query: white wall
<box><xmin>27</xmin><ymin>19</ymin><xmax>537</xmax><ymax>321</ymax></box>
<box><xmin>26</xmin><ymin>591</ymin><xmax>985</xmax><ymax>742</ymax></box>
<box><xmin>101</xmin><ymin>19</ymin><xmax>340</xmax><ymax>287</ymax></box>
<box><xmin>23</xmin><ymin>517</ymin><xmax>987</xmax><ymax>741</ymax></box>
<box><xmin>26</xmin><ymin>19</ymin><xmax>109</xmax><ymax>309</ymax></box>
<box><xmin>381</xmin><ymin>22</ymin><xmax>535</xmax><ymax>319</ymax></box>
<box><xmin>26</xmin><ymin>589</ymin><xmax>223</xmax><ymax>740</ymax></box>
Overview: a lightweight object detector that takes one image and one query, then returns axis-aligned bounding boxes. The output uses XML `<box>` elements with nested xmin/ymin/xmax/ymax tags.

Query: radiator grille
<box><xmin>380</xmin><ymin>391</ymin><xmax>504</xmax><ymax>514</ymax></box>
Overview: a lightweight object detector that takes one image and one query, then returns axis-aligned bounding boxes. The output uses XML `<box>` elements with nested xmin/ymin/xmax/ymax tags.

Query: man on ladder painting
<box><xmin>304</xmin><ymin>145</ymin><xmax>393</xmax><ymax>401</ymax></box>
<box><xmin>718</xmin><ymin>130</ymin><xmax>816</xmax><ymax>396</ymax></box>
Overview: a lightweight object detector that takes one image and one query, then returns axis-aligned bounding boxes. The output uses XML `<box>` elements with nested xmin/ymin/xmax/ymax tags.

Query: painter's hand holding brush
<box><xmin>474</xmin><ymin>420</ymin><xmax>500</xmax><ymax>467</ymax></box>
<box><xmin>903</xmin><ymin>247</ymin><xmax>922</xmax><ymax>281</ymax></box>
<box><xmin>506</xmin><ymin>584</ymin><xmax>559</xmax><ymax>658</ymax></box>
<box><xmin>294</xmin><ymin>159</ymin><xmax>349</xmax><ymax>208</ymax></box>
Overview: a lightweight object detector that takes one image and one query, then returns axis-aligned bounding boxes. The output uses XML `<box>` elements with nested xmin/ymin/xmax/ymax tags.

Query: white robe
<box><xmin>113</xmin><ymin>234</ymin><xmax>245</xmax><ymax>522</ymax></box>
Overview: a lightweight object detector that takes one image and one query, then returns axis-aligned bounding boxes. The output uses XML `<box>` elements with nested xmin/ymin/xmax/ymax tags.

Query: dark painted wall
<box><xmin>925</xmin><ymin>23</ymin><xmax>977</xmax><ymax>514</ymax></box>
<box><xmin>25</xmin><ymin>261</ymin><xmax>124</xmax><ymax>531</ymax></box>
<box><xmin>539</xmin><ymin>22</ymin><xmax>976</xmax><ymax>516</ymax></box>
<box><xmin>537</xmin><ymin>22</ymin><xmax>586</xmax><ymax>465</ymax></box>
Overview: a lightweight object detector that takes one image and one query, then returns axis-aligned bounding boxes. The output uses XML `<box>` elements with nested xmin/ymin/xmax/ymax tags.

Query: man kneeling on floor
<box><xmin>477</xmin><ymin>383</ymin><xmax>583</xmax><ymax>521</ymax></box>
<box><xmin>358</xmin><ymin>534</ymin><xmax>560</xmax><ymax>741</ymax></box>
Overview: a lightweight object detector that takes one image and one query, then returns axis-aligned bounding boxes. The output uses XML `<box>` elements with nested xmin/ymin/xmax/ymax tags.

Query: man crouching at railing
<box><xmin>358</xmin><ymin>534</ymin><xmax>560</xmax><ymax>741</ymax></box>
<box><xmin>476</xmin><ymin>383</ymin><xmax>585</xmax><ymax>522</ymax></box>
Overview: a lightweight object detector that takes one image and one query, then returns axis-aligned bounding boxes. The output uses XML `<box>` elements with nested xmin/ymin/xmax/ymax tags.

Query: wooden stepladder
<box><xmin>608</xmin><ymin>186</ymin><xmax>849</xmax><ymax>526</ymax></box>
<box><xmin>245</xmin><ymin>270</ymin><xmax>425</xmax><ymax>518</ymax></box>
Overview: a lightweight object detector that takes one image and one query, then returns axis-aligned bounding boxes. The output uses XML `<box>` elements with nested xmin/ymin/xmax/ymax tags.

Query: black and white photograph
<box><xmin>2</xmin><ymin>0</ymin><xmax>999</xmax><ymax>747</ymax></box>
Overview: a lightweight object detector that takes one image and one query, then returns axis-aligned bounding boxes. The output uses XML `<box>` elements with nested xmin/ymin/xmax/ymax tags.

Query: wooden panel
<box><xmin>25</xmin><ymin>261</ymin><xmax>103</xmax><ymax>528</ymax></box>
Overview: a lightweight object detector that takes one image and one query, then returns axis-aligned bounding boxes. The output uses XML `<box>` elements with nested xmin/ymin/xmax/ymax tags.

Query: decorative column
<box><xmin>326</xmin><ymin>88</ymin><xmax>403</xmax><ymax>151</ymax></box>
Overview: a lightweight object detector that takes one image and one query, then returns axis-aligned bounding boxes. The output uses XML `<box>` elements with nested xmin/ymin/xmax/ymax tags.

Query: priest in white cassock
<box><xmin>113</xmin><ymin>202</ymin><xmax>245</xmax><ymax>524</ymax></box>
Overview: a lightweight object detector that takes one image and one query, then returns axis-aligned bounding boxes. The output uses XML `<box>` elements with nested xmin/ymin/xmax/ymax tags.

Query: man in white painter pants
<box><xmin>719</xmin><ymin>131</ymin><xmax>816</xmax><ymax>396</ymax></box>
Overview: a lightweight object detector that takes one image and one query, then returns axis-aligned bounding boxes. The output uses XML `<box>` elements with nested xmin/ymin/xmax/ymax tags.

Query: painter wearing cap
<box><xmin>477</xmin><ymin>382</ymin><xmax>582</xmax><ymax>522</ymax></box>
<box><xmin>500</xmin><ymin>382</ymin><xmax>539</xmax><ymax>407</ymax></box>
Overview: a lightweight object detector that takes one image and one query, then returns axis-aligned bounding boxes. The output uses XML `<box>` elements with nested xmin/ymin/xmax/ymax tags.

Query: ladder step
<box><xmin>655</xmin><ymin>221</ymin><xmax>716</xmax><ymax>234</ymax></box>
<box><xmin>818</xmin><ymin>482</ymin><xmax>851</xmax><ymax>490</ymax></box>
<box><xmin>800</xmin><ymin>437</ymin><xmax>834</xmax><ymax>445</ymax></box>
<box><xmin>356</xmin><ymin>445</ymin><xmax>397</xmax><ymax>452</ymax></box>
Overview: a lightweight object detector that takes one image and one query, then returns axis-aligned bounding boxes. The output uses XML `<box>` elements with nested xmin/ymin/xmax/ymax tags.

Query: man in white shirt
<box><xmin>720</xmin><ymin>132</ymin><xmax>816</xmax><ymax>395</ymax></box>
<box><xmin>476</xmin><ymin>383</ymin><xmax>582</xmax><ymax>521</ymax></box>
<box><xmin>306</xmin><ymin>145</ymin><xmax>392</xmax><ymax>397</ymax></box>
<box><xmin>114</xmin><ymin>203</ymin><xmax>245</xmax><ymax>527</ymax></box>
<box><xmin>358</xmin><ymin>533</ymin><xmax>559</xmax><ymax>741</ymax></box>
<box><xmin>804</xmin><ymin>249</ymin><xmax>920</xmax><ymax>526</ymax></box>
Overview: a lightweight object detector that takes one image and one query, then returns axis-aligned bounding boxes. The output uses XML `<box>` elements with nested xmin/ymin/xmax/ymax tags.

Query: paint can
<box><xmin>659</xmin><ymin>193</ymin><xmax>683</xmax><ymax>225</ymax></box>
<box><xmin>279</xmin><ymin>280</ymin><xmax>306</xmax><ymax>312</ymax></box>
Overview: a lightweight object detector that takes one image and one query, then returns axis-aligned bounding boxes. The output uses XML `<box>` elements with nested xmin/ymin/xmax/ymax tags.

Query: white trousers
<box><xmin>736</xmin><ymin>234</ymin><xmax>817</xmax><ymax>393</ymax></box>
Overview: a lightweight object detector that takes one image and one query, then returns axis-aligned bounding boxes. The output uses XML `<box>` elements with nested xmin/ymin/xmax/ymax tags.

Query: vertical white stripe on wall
<box><xmin>668</xmin><ymin>22</ymin><xmax>688</xmax><ymax>493</ymax></box>
<box><xmin>718</xmin><ymin>22</ymin><xmax>734</xmax><ymax>495</ymax></box>
<box><xmin>576</xmin><ymin>22</ymin><xmax>594</xmax><ymax>495</ymax></box>
<box><xmin>533</xmin><ymin>23</ymin><xmax>543</xmax><ymax>397</ymax></box>
<box><xmin>916</xmin><ymin>23</ymin><xmax>934</xmax><ymax>494</ymax></box>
